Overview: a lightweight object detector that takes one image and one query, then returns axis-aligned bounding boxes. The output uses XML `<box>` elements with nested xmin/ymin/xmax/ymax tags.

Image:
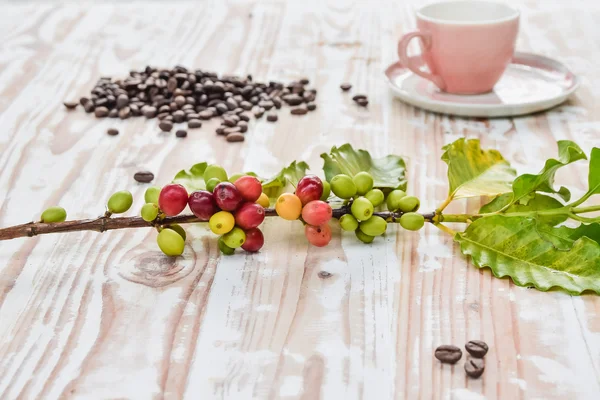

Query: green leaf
<box><xmin>586</xmin><ymin>147</ymin><xmax>600</xmax><ymax>196</ymax></box>
<box><xmin>321</xmin><ymin>144</ymin><xmax>407</xmax><ymax>190</ymax></box>
<box><xmin>455</xmin><ymin>215</ymin><xmax>600</xmax><ymax>295</ymax></box>
<box><xmin>536</xmin><ymin>223</ymin><xmax>600</xmax><ymax>251</ymax></box>
<box><xmin>441</xmin><ymin>138</ymin><xmax>516</xmax><ymax>200</ymax></box>
<box><xmin>479</xmin><ymin>193</ymin><xmax>567</xmax><ymax>226</ymax></box>
<box><xmin>511</xmin><ymin>140</ymin><xmax>586</xmax><ymax>204</ymax></box>
<box><xmin>172</xmin><ymin>162</ymin><xmax>208</xmax><ymax>192</ymax></box>
<box><xmin>261</xmin><ymin>161</ymin><xmax>310</xmax><ymax>198</ymax></box>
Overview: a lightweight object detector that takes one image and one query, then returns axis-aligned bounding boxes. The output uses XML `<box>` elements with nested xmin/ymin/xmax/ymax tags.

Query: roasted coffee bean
<box><xmin>283</xmin><ymin>94</ymin><xmax>303</xmax><ymax>106</ymax></box>
<box><xmin>357</xmin><ymin>98</ymin><xmax>368</xmax><ymax>107</ymax></box>
<box><xmin>164</xmin><ymin>115</ymin><xmax>173</xmax><ymax>121</ymax></box>
<box><xmin>290</xmin><ymin>107</ymin><xmax>308</xmax><ymax>115</ymax></box>
<box><xmin>272</xmin><ymin>97</ymin><xmax>282</xmax><ymax>109</ymax></box>
<box><xmin>107</xmin><ymin>128</ymin><xmax>119</xmax><ymax>136</ymax></box>
<box><xmin>352</xmin><ymin>94</ymin><xmax>367</xmax><ymax>101</ymax></box>
<box><xmin>307</xmin><ymin>102</ymin><xmax>317</xmax><ymax>111</ymax></box>
<box><xmin>465</xmin><ymin>341</ymin><xmax>488</xmax><ymax>358</ymax></box>
<box><xmin>118</xmin><ymin>107</ymin><xmax>131</xmax><ymax>119</ymax></box>
<box><xmin>63</xmin><ymin>101</ymin><xmax>78</xmax><ymax>110</ymax></box>
<box><xmin>303</xmin><ymin>92</ymin><xmax>316</xmax><ymax>102</ymax></box>
<box><xmin>216</xmin><ymin>126</ymin><xmax>226</xmax><ymax>135</ymax></box>
<box><xmin>158</xmin><ymin>105</ymin><xmax>171</xmax><ymax>113</ymax></box>
<box><xmin>181</xmin><ymin>104</ymin><xmax>194</xmax><ymax>111</ymax></box>
<box><xmin>226</xmin><ymin>97</ymin><xmax>238</xmax><ymax>110</ymax></box>
<box><xmin>172</xmin><ymin>110</ymin><xmax>185</xmax><ymax>123</ymax></box>
<box><xmin>240</xmin><ymin>101</ymin><xmax>253</xmax><ymax>110</ymax></box>
<box><xmin>176</xmin><ymin>129</ymin><xmax>187</xmax><ymax>138</ymax></box>
<box><xmin>252</xmin><ymin>106</ymin><xmax>264</xmax><ymax>118</ymax></box>
<box><xmin>134</xmin><ymin>171</ymin><xmax>154</xmax><ymax>183</ymax></box>
<box><xmin>94</xmin><ymin>107</ymin><xmax>109</xmax><ymax>118</ymax></box>
<box><xmin>167</xmin><ymin>77</ymin><xmax>178</xmax><ymax>92</ymax></box>
<box><xmin>159</xmin><ymin>120</ymin><xmax>174</xmax><ymax>132</ymax></box>
<box><xmin>130</xmin><ymin>103</ymin><xmax>141</xmax><ymax>116</ymax></box>
<box><xmin>95</xmin><ymin>98</ymin><xmax>108</xmax><ymax>107</ymax></box>
<box><xmin>238</xmin><ymin>113</ymin><xmax>250</xmax><ymax>122</ymax></box>
<box><xmin>80</xmin><ymin>97</ymin><xmax>90</xmax><ymax>106</ymax></box>
<box><xmin>198</xmin><ymin>110</ymin><xmax>214</xmax><ymax>119</ymax></box>
<box><xmin>434</xmin><ymin>345</ymin><xmax>462</xmax><ymax>364</ymax></box>
<box><xmin>224</xmin><ymin>126</ymin><xmax>242</xmax><ymax>135</ymax></box>
<box><xmin>267</xmin><ymin>113</ymin><xmax>278</xmax><ymax>122</ymax></box>
<box><xmin>143</xmin><ymin>106</ymin><xmax>157</xmax><ymax>118</ymax></box>
<box><xmin>464</xmin><ymin>357</ymin><xmax>485</xmax><ymax>378</ymax></box>
<box><xmin>300</xmin><ymin>78</ymin><xmax>310</xmax><ymax>85</ymax></box>
<box><xmin>259</xmin><ymin>100</ymin><xmax>274</xmax><ymax>110</ymax></box>
<box><xmin>223</xmin><ymin>116</ymin><xmax>237</xmax><ymax>127</ymax></box>
<box><xmin>116</xmin><ymin>94</ymin><xmax>129</xmax><ymax>109</ymax></box>
<box><xmin>188</xmin><ymin>119</ymin><xmax>202</xmax><ymax>129</ymax></box>
<box><xmin>108</xmin><ymin>109</ymin><xmax>118</xmax><ymax>118</ymax></box>
<box><xmin>237</xmin><ymin>120</ymin><xmax>248</xmax><ymax>132</ymax></box>
<box><xmin>186</xmin><ymin>113</ymin><xmax>199</xmax><ymax>121</ymax></box>
<box><xmin>216</xmin><ymin>103</ymin><xmax>229</xmax><ymax>114</ymax></box>
<box><xmin>157</xmin><ymin>112</ymin><xmax>169</xmax><ymax>120</ymax></box>
<box><xmin>340</xmin><ymin>83</ymin><xmax>352</xmax><ymax>91</ymax></box>
<box><xmin>318</xmin><ymin>271</ymin><xmax>332</xmax><ymax>278</ymax></box>
<box><xmin>174</xmin><ymin>95</ymin><xmax>186</xmax><ymax>107</ymax></box>
<box><xmin>83</xmin><ymin>102</ymin><xmax>95</xmax><ymax>113</ymax></box>
<box><xmin>226</xmin><ymin>132</ymin><xmax>245</xmax><ymax>142</ymax></box>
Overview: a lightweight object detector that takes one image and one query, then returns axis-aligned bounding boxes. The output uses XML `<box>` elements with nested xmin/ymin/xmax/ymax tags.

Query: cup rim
<box><xmin>417</xmin><ymin>1</ymin><xmax>520</xmax><ymax>26</ymax></box>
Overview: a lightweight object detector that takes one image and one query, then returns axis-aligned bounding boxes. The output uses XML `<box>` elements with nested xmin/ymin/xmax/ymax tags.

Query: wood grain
<box><xmin>0</xmin><ymin>0</ymin><xmax>599</xmax><ymax>399</ymax></box>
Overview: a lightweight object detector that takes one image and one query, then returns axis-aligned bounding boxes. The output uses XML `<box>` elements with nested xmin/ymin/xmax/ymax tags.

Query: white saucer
<box><xmin>385</xmin><ymin>52</ymin><xmax>579</xmax><ymax>118</ymax></box>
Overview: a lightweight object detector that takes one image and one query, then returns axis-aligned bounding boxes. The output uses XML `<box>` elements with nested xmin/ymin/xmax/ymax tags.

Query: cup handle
<box><xmin>397</xmin><ymin>31</ymin><xmax>446</xmax><ymax>90</ymax></box>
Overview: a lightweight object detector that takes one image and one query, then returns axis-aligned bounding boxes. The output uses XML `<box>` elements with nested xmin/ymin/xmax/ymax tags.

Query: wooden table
<box><xmin>1</xmin><ymin>1</ymin><xmax>599</xmax><ymax>399</ymax></box>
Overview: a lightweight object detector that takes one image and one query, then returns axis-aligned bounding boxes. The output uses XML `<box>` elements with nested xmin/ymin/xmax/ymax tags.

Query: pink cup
<box><xmin>398</xmin><ymin>1</ymin><xmax>520</xmax><ymax>94</ymax></box>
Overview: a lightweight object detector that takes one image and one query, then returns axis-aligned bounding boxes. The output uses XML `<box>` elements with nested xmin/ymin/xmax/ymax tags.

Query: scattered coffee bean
<box><xmin>94</xmin><ymin>107</ymin><xmax>109</xmax><ymax>118</ymax></box>
<box><xmin>176</xmin><ymin>129</ymin><xmax>187</xmax><ymax>138</ymax></box>
<box><xmin>267</xmin><ymin>113</ymin><xmax>278</xmax><ymax>122</ymax></box>
<box><xmin>300</xmin><ymin>78</ymin><xmax>310</xmax><ymax>85</ymax></box>
<box><xmin>239</xmin><ymin>113</ymin><xmax>250</xmax><ymax>122</ymax></box>
<box><xmin>318</xmin><ymin>271</ymin><xmax>332</xmax><ymax>279</ymax></box>
<box><xmin>465</xmin><ymin>340</ymin><xmax>488</xmax><ymax>358</ymax></box>
<box><xmin>434</xmin><ymin>345</ymin><xmax>462</xmax><ymax>364</ymax></box>
<box><xmin>216</xmin><ymin>126</ymin><xmax>225</xmax><ymax>135</ymax></box>
<box><xmin>118</xmin><ymin>107</ymin><xmax>131</xmax><ymax>119</ymax></box>
<box><xmin>63</xmin><ymin>101</ymin><xmax>78</xmax><ymax>110</ymax></box>
<box><xmin>188</xmin><ymin>119</ymin><xmax>202</xmax><ymax>129</ymax></box>
<box><xmin>291</xmin><ymin>107</ymin><xmax>308</xmax><ymax>115</ymax></box>
<box><xmin>464</xmin><ymin>357</ymin><xmax>485</xmax><ymax>378</ymax></box>
<box><xmin>307</xmin><ymin>102</ymin><xmax>317</xmax><ymax>111</ymax></box>
<box><xmin>159</xmin><ymin>120</ymin><xmax>173</xmax><ymax>132</ymax></box>
<box><xmin>223</xmin><ymin>126</ymin><xmax>242</xmax><ymax>135</ymax></box>
<box><xmin>252</xmin><ymin>106</ymin><xmax>265</xmax><ymax>118</ymax></box>
<box><xmin>340</xmin><ymin>83</ymin><xmax>352</xmax><ymax>91</ymax></box>
<box><xmin>352</xmin><ymin>94</ymin><xmax>367</xmax><ymax>101</ymax></box>
<box><xmin>226</xmin><ymin>132</ymin><xmax>245</xmax><ymax>142</ymax></box>
<box><xmin>107</xmin><ymin>128</ymin><xmax>119</xmax><ymax>136</ymax></box>
<box><xmin>357</xmin><ymin>98</ymin><xmax>369</xmax><ymax>107</ymax></box>
<box><xmin>143</xmin><ymin>106</ymin><xmax>157</xmax><ymax>118</ymax></box>
<box><xmin>223</xmin><ymin>116</ymin><xmax>237</xmax><ymax>127</ymax></box>
<box><xmin>133</xmin><ymin>171</ymin><xmax>154</xmax><ymax>183</ymax></box>
<box><xmin>237</xmin><ymin>121</ymin><xmax>248</xmax><ymax>133</ymax></box>
<box><xmin>108</xmin><ymin>109</ymin><xmax>118</xmax><ymax>118</ymax></box>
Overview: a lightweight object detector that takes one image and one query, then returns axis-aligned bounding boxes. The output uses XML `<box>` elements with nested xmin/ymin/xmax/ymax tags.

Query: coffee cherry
<box><xmin>41</xmin><ymin>206</ymin><xmax>67</xmax><ymax>223</ymax></box>
<box><xmin>398</xmin><ymin>196</ymin><xmax>420</xmax><ymax>212</ymax></box>
<box><xmin>166</xmin><ymin>224</ymin><xmax>186</xmax><ymax>240</ymax></box>
<box><xmin>330</xmin><ymin>174</ymin><xmax>357</xmax><ymax>199</ymax></box>
<box><xmin>386</xmin><ymin>189</ymin><xmax>407</xmax><ymax>211</ymax></box>
<box><xmin>242</xmin><ymin>228</ymin><xmax>264</xmax><ymax>252</ymax></box>
<box><xmin>157</xmin><ymin>228</ymin><xmax>185</xmax><ymax>256</ymax></box>
<box><xmin>275</xmin><ymin>193</ymin><xmax>302</xmax><ymax>220</ymax></box>
<box><xmin>355</xmin><ymin>229</ymin><xmax>375</xmax><ymax>244</ymax></box>
<box><xmin>234</xmin><ymin>175</ymin><xmax>262</xmax><ymax>202</ymax></box>
<box><xmin>365</xmin><ymin>189</ymin><xmax>384</xmax><ymax>207</ymax></box>
<box><xmin>141</xmin><ymin>203</ymin><xmax>159</xmax><ymax>222</ymax></box>
<box><xmin>144</xmin><ymin>186</ymin><xmax>161</xmax><ymax>204</ymax></box>
<box><xmin>218</xmin><ymin>237</ymin><xmax>236</xmax><ymax>255</ymax></box>
<box><xmin>222</xmin><ymin>227</ymin><xmax>246</xmax><ymax>248</ymax></box>
<box><xmin>353</xmin><ymin>172</ymin><xmax>374</xmax><ymax>195</ymax></box>
<box><xmin>256</xmin><ymin>192</ymin><xmax>270</xmax><ymax>208</ymax></box>
<box><xmin>235</xmin><ymin>202</ymin><xmax>265</xmax><ymax>230</ymax></box>
<box><xmin>188</xmin><ymin>190</ymin><xmax>218</xmax><ymax>221</ymax></box>
<box><xmin>204</xmin><ymin>164</ymin><xmax>228</xmax><ymax>182</ymax></box>
<box><xmin>213</xmin><ymin>182</ymin><xmax>243</xmax><ymax>211</ymax></box>
<box><xmin>339</xmin><ymin>214</ymin><xmax>358</xmax><ymax>231</ymax></box>
<box><xmin>351</xmin><ymin>197</ymin><xmax>374</xmax><ymax>221</ymax></box>
<box><xmin>296</xmin><ymin>175</ymin><xmax>323</xmax><ymax>205</ymax></box>
<box><xmin>320</xmin><ymin>180</ymin><xmax>331</xmax><ymax>201</ymax></box>
<box><xmin>399</xmin><ymin>212</ymin><xmax>425</xmax><ymax>231</ymax></box>
<box><xmin>206</xmin><ymin>178</ymin><xmax>220</xmax><ymax>193</ymax></box>
<box><xmin>301</xmin><ymin>200</ymin><xmax>333</xmax><ymax>226</ymax></box>
<box><xmin>359</xmin><ymin>215</ymin><xmax>387</xmax><ymax>236</ymax></box>
<box><xmin>107</xmin><ymin>190</ymin><xmax>133</xmax><ymax>214</ymax></box>
<box><xmin>209</xmin><ymin>211</ymin><xmax>235</xmax><ymax>234</ymax></box>
<box><xmin>305</xmin><ymin>224</ymin><xmax>332</xmax><ymax>247</ymax></box>
<box><xmin>159</xmin><ymin>184</ymin><xmax>189</xmax><ymax>216</ymax></box>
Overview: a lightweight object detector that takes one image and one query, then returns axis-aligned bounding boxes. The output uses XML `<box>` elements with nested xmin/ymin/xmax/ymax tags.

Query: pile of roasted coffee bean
<box><xmin>64</xmin><ymin>66</ymin><xmax>318</xmax><ymax>143</ymax></box>
<box><xmin>434</xmin><ymin>340</ymin><xmax>489</xmax><ymax>378</ymax></box>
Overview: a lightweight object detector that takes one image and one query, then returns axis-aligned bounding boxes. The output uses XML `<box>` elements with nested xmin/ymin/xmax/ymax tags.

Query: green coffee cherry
<box><xmin>399</xmin><ymin>212</ymin><xmax>425</xmax><ymax>231</ymax></box>
<box><xmin>359</xmin><ymin>216</ymin><xmax>387</xmax><ymax>236</ymax></box>
<box><xmin>330</xmin><ymin>174</ymin><xmax>357</xmax><ymax>199</ymax></box>
<box><xmin>206</xmin><ymin>178</ymin><xmax>221</xmax><ymax>193</ymax></box>
<box><xmin>222</xmin><ymin>227</ymin><xmax>246</xmax><ymax>248</ymax></box>
<box><xmin>204</xmin><ymin>164</ymin><xmax>228</xmax><ymax>182</ymax></box>
<box><xmin>351</xmin><ymin>197</ymin><xmax>374</xmax><ymax>221</ymax></box>
<box><xmin>339</xmin><ymin>214</ymin><xmax>359</xmax><ymax>231</ymax></box>
<box><xmin>320</xmin><ymin>180</ymin><xmax>331</xmax><ymax>201</ymax></box>
<box><xmin>41</xmin><ymin>206</ymin><xmax>67</xmax><ymax>223</ymax></box>
<box><xmin>107</xmin><ymin>191</ymin><xmax>133</xmax><ymax>214</ymax></box>
<box><xmin>144</xmin><ymin>186</ymin><xmax>161</xmax><ymax>204</ymax></box>
<box><xmin>386</xmin><ymin>189</ymin><xmax>407</xmax><ymax>211</ymax></box>
<box><xmin>157</xmin><ymin>228</ymin><xmax>185</xmax><ymax>256</ymax></box>
<box><xmin>398</xmin><ymin>196</ymin><xmax>420</xmax><ymax>212</ymax></box>
<box><xmin>141</xmin><ymin>203</ymin><xmax>159</xmax><ymax>222</ymax></box>
<box><xmin>166</xmin><ymin>224</ymin><xmax>186</xmax><ymax>241</ymax></box>
<box><xmin>355</xmin><ymin>229</ymin><xmax>375</xmax><ymax>244</ymax></box>
<box><xmin>365</xmin><ymin>189</ymin><xmax>384</xmax><ymax>207</ymax></box>
<box><xmin>353</xmin><ymin>172</ymin><xmax>374</xmax><ymax>195</ymax></box>
<box><xmin>218</xmin><ymin>237</ymin><xmax>236</xmax><ymax>255</ymax></box>
<box><xmin>228</xmin><ymin>173</ymin><xmax>244</xmax><ymax>183</ymax></box>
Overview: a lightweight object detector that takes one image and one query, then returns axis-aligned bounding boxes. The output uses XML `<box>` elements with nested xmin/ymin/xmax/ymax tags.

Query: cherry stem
<box><xmin>0</xmin><ymin>207</ymin><xmax>436</xmax><ymax>241</ymax></box>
